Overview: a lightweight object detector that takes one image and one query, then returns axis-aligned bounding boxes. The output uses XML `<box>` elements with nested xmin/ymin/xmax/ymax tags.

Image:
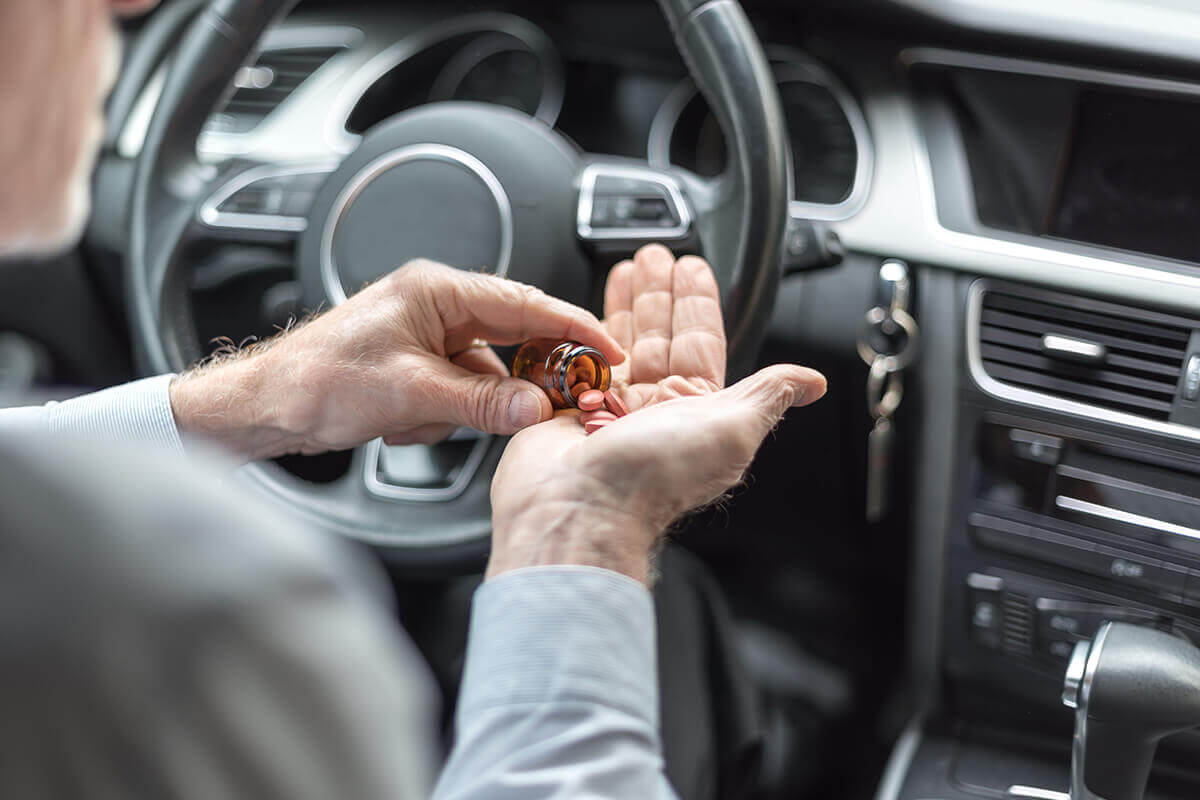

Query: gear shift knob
<box><xmin>1062</xmin><ymin>622</ymin><xmax>1200</xmax><ymax>800</ymax></box>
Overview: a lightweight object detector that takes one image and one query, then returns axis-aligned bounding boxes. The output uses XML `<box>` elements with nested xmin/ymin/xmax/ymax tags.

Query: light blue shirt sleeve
<box><xmin>434</xmin><ymin>566</ymin><xmax>679</xmax><ymax>800</ymax></box>
<box><xmin>0</xmin><ymin>374</ymin><xmax>184</xmax><ymax>455</ymax></box>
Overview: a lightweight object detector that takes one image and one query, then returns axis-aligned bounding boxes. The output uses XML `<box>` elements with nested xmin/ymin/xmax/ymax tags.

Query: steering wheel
<box><xmin>126</xmin><ymin>0</ymin><xmax>790</xmax><ymax>567</ymax></box>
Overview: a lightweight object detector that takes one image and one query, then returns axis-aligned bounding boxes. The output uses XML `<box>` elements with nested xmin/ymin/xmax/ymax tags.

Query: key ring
<box><xmin>856</xmin><ymin>306</ymin><xmax>919</xmax><ymax>373</ymax></box>
<box><xmin>866</xmin><ymin>355</ymin><xmax>903</xmax><ymax>420</ymax></box>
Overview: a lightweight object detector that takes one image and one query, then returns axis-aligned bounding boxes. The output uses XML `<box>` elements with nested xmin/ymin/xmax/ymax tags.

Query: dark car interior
<box><xmin>7</xmin><ymin>0</ymin><xmax>1200</xmax><ymax>797</ymax></box>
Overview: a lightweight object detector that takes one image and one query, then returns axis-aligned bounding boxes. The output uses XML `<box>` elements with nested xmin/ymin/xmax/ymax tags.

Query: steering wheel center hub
<box><xmin>320</xmin><ymin>144</ymin><xmax>513</xmax><ymax>304</ymax></box>
<box><xmin>299</xmin><ymin>102</ymin><xmax>590</xmax><ymax>311</ymax></box>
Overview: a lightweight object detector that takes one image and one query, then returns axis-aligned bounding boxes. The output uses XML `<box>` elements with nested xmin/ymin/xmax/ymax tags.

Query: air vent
<box><xmin>976</xmin><ymin>287</ymin><xmax>1192</xmax><ymax>422</ymax></box>
<box><xmin>206</xmin><ymin>46</ymin><xmax>344</xmax><ymax>134</ymax></box>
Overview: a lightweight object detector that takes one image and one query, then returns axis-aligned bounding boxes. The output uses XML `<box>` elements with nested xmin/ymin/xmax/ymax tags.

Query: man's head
<box><xmin>0</xmin><ymin>0</ymin><xmax>159</xmax><ymax>258</ymax></box>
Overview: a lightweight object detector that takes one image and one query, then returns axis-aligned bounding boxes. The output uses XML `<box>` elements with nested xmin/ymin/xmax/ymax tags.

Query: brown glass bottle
<box><xmin>511</xmin><ymin>339</ymin><xmax>612</xmax><ymax>409</ymax></box>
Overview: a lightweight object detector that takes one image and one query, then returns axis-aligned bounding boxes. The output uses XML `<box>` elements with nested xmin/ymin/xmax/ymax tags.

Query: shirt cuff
<box><xmin>45</xmin><ymin>374</ymin><xmax>184</xmax><ymax>456</ymax></box>
<box><xmin>457</xmin><ymin>566</ymin><xmax>659</xmax><ymax>729</ymax></box>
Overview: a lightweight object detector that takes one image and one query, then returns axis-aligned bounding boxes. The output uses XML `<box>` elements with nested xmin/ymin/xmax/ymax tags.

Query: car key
<box><xmin>857</xmin><ymin>260</ymin><xmax>918</xmax><ymax>523</ymax></box>
<box><xmin>865</xmin><ymin>355</ymin><xmax>902</xmax><ymax>522</ymax></box>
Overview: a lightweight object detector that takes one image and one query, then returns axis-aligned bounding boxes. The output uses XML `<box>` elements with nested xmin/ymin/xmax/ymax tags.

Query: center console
<box><xmin>953</xmin><ymin>279</ymin><xmax>1200</xmax><ymax>687</ymax></box>
<box><xmin>864</xmin><ymin>38</ymin><xmax>1200</xmax><ymax>797</ymax></box>
<box><xmin>882</xmin><ymin>273</ymin><xmax>1200</xmax><ymax>800</ymax></box>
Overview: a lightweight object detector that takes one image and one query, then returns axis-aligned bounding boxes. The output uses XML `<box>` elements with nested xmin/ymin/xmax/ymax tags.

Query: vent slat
<box><xmin>982</xmin><ymin>309</ymin><xmax>1186</xmax><ymax>362</ymax></box>
<box><xmin>985</xmin><ymin>293</ymin><xmax>1191</xmax><ymax>346</ymax></box>
<box><xmin>980</xmin><ymin>325</ymin><xmax>1183</xmax><ymax>378</ymax></box>
<box><xmin>984</xmin><ymin>363</ymin><xmax>1176</xmax><ymax>416</ymax></box>
<box><xmin>980</xmin><ymin>344</ymin><xmax>1179</xmax><ymax>397</ymax></box>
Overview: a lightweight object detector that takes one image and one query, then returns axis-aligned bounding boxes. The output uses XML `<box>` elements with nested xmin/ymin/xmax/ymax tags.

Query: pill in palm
<box><xmin>584</xmin><ymin>419</ymin><xmax>611</xmax><ymax>435</ymax></box>
<box><xmin>577</xmin><ymin>389</ymin><xmax>605</xmax><ymax>411</ymax></box>
<box><xmin>602</xmin><ymin>390</ymin><xmax>629</xmax><ymax>417</ymax></box>
<box><xmin>580</xmin><ymin>409</ymin><xmax>617</xmax><ymax>425</ymax></box>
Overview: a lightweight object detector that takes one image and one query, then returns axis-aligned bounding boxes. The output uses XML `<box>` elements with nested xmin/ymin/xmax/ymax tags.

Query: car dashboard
<box><xmin>84</xmin><ymin>1</ymin><xmax>1200</xmax><ymax>798</ymax></box>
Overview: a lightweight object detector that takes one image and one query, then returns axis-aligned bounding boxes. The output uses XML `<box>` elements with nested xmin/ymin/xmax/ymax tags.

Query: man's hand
<box><xmin>489</xmin><ymin>245</ymin><xmax>826</xmax><ymax>585</ymax></box>
<box><xmin>169</xmin><ymin>260</ymin><xmax>624</xmax><ymax>461</ymax></box>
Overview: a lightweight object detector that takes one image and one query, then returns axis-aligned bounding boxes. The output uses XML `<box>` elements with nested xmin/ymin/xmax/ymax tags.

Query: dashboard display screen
<box><xmin>1052</xmin><ymin>89</ymin><xmax>1200</xmax><ymax>264</ymax></box>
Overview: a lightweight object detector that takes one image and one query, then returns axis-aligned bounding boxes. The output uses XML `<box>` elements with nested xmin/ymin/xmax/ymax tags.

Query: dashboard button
<box><xmin>1043</xmin><ymin>639</ymin><xmax>1076</xmax><ymax>661</ymax></box>
<box><xmin>966</xmin><ymin>573</ymin><xmax>1005</xmax><ymax>650</ymax></box>
<box><xmin>1035</xmin><ymin>600</ymin><xmax>1094</xmax><ymax>640</ymax></box>
<box><xmin>1009</xmin><ymin>429</ymin><xmax>1064</xmax><ymax>465</ymax></box>
<box><xmin>1084</xmin><ymin>545</ymin><xmax>1187</xmax><ymax>600</ymax></box>
<box><xmin>1036</xmin><ymin>599</ymin><xmax>1160</xmax><ymax>660</ymax></box>
<box><xmin>971</xmin><ymin>513</ymin><xmax>1187</xmax><ymax>601</ymax></box>
<box><xmin>1035</xmin><ymin>599</ymin><xmax>1157</xmax><ymax>641</ymax></box>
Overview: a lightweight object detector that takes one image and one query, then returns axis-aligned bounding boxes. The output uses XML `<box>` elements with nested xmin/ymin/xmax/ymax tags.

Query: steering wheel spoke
<box><xmin>196</xmin><ymin>159</ymin><xmax>340</xmax><ymax>243</ymax></box>
<box><xmin>574</xmin><ymin>158</ymin><xmax>697</xmax><ymax>246</ymax></box>
<box><xmin>239</xmin><ymin>435</ymin><xmax>500</xmax><ymax>567</ymax></box>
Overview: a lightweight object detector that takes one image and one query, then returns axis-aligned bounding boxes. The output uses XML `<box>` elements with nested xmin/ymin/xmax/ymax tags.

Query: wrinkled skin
<box><xmin>170</xmin><ymin>260</ymin><xmax>625</xmax><ymax>460</ymax></box>
<box><xmin>490</xmin><ymin>245</ymin><xmax>827</xmax><ymax>585</ymax></box>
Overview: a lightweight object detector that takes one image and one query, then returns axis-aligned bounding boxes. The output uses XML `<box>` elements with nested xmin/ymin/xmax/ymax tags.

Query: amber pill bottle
<box><xmin>511</xmin><ymin>339</ymin><xmax>612</xmax><ymax>409</ymax></box>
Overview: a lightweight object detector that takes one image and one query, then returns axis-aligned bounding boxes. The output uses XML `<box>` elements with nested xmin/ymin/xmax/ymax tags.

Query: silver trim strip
<box><xmin>917</xmin><ymin>136</ymin><xmax>1200</xmax><ymax>295</ymax></box>
<box><xmin>199</xmin><ymin>161</ymin><xmax>338</xmax><ymax>233</ymax></box>
<box><xmin>319</xmin><ymin>143</ymin><xmax>513</xmax><ymax>305</ymax></box>
<box><xmin>893</xmin><ymin>49</ymin><xmax>1200</xmax><ymax>302</ymax></box>
<box><xmin>902</xmin><ymin>46</ymin><xmax>1200</xmax><ymax>102</ymax></box>
<box><xmin>872</xmin><ymin>720</ymin><xmax>922</xmax><ymax>800</ymax></box>
<box><xmin>1006</xmin><ymin>787</ymin><xmax>1069</xmax><ymax>800</ymax></box>
<box><xmin>1055</xmin><ymin>495</ymin><xmax>1200</xmax><ymax>542</ymax></box>
<box><xmin>894</xmin><ymin>1</ymin><xmax>1200</xmax><ymax>68</ymax></box>
<box><xmin>575</xmin><ymin>163</ymin><xmax>692</xmax><ymax>241</ymax></box>
<box><xmin>647</xmin><ymin>49</ymin><xmax>874</xmax><ymax>222</ymax></box>
<box><xmin>1056</xmin><ymin>463</ymin><xmax>1200</xmax><ymax>509</ymax></box>
<box><xmin>362</xmin><ymin>434</ymin><xmax>490</xmax><ymax>503</ymax></box>
<box><xmin>966</xmin><ymin>280</ymin><xmax>1200</xmax><ymax>444</ymax></box>
<box><xmin>1062</xmin><ymin>640</ymin><xmax>1090</xmax><ymax>709</ymax></box>
<box><xmin>1070</xmin><ymin>622</ymin><xmax>1111</xmax><ymax>800</ymax></box>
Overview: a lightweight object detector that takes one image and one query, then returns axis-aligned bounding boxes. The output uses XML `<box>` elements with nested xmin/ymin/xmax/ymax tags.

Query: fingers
<box><xmin>603</xmin><ymin>259</ymin><xmax>635</xmax><ymax>352</ymax></box>
<box><xmin>629</xmin><ymin>244</ymin><xmax>676</xmax><ymax>383</ymax></box>
<box><xmin>668</xmin><ymin>364</ymin><xmax>826</xmax><ymax>475</ymax></box>
<box><xmin>724</xmin><ymin>364</ymin><xmax>828</xmax><ymax>422</ymax></box>
<box><xmin>418</xmin><ymin>262</ymin><xmax>625</xmax><ymax>365</ymax></box>
<box><xmin>408</xmin><ymin>357</ymin><xmax>554</xmax><ymax>435</ymax></box>
<box><xmin>669</xmin><ymin>255</ymin><xmax>726</xmax><ymax>390</ymax></box>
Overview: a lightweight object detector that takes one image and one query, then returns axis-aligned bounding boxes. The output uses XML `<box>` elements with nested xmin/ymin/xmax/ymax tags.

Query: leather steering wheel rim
<box><xmin>126</xmin><ymin>0</ymin><xmax>790</xmax><ymax>568</ymax></box>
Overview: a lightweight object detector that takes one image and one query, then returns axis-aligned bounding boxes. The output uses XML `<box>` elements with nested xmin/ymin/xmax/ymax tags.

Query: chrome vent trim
<box><xmin>967</xmin><ymin>280</ymin><xmax>1200</xmax><ymax>443</ymax></box>
<box><xmin>206</xmin><ymin>45</ymin><xmax>346</xmax><ymax>134</ymax></box>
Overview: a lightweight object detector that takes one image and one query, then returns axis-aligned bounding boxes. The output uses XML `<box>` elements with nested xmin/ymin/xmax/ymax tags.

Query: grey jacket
<box><xmin>0</xmin><ymin>378</ymin><xmax>676</xmax><ymax>798</ymax></box>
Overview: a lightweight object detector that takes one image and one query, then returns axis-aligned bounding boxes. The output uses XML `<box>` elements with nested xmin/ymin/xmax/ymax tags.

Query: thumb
<box><xmin>417</xmin><ymin>358</ymin><xmax>553</xmax><ymax>434</ymax></box>
<box><xmin>724</xmin><ymin>363</ymin><xmax>828</xmax><ymax>421</ymax></box>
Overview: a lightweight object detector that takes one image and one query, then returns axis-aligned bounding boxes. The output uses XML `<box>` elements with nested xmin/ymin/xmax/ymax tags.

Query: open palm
<box><xmin>488</xmin><ymin>245</ymin><xmax>826</xmax><ymax>583</ymax></box>
<box><xmin>603</xmin><ymin>244</ymin><xmax>728</xmax><ymax>408</ymax></box>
